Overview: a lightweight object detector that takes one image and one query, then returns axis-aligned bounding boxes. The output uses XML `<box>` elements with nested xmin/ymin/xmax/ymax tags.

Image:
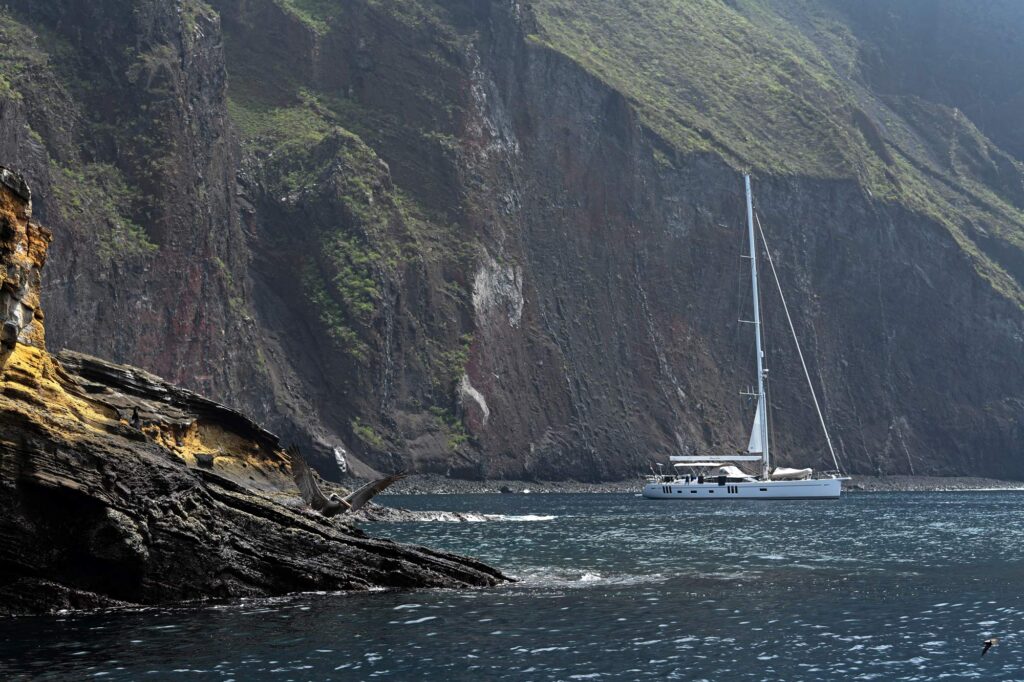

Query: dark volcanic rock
<box><xmin>0</xmin><ymin>173</ymin><xmax>506</xmax><ymax>616</ymax></box>
<box><xmin>0</xmin><ymin>418</ymin><xmax>505</xmax><ymax>616</ymax></box>
<box><xmin>0</xmin><ymin>0</ymin><xmax>263</xmax><ymax>404</ymax></box>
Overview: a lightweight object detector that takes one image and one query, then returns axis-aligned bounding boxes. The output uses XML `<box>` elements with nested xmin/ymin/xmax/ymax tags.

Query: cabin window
<box><xmin>760</xmin><ymin>488</ymin><xmax>768</xmax><ymax>492</ymax></box>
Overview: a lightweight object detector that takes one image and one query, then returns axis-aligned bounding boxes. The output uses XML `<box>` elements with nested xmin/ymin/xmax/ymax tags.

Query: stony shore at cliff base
<box><xmin>384</xmin><ymin>474</ymin><xmax>1024</xmax><ymax>496</ymax></box>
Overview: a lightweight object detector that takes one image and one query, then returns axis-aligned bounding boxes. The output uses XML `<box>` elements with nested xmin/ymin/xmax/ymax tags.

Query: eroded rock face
<box><xmin>0</xmin><ymin>169</ymin><xmax>49</xmax><ymax>351</ymax></box>
<box><xmin>0</xmin><ymin>172</ymin><xmax>506</xmax><ymax>616</ymax></box>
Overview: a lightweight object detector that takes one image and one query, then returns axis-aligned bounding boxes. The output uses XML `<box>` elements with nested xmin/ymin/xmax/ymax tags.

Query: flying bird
<box><xmin>981</xmin><ymin>638</ymin><xmax>998</xmax><ymax>657</ymax></box>
<box><xmin>288</xmin><ymin>445</ymin><xmax>405</xmax><ymax>517</ymax></box>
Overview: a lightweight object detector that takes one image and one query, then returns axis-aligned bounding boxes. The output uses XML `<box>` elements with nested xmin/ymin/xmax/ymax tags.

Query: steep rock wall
<box><xmin>0</xmin><ymin>0</ymin><xmax>272</xmax><ymax>409</ymax></box>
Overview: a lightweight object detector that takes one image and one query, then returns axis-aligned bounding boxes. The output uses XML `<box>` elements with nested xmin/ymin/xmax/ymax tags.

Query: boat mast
<box><xmin>744</xmin><ymin>174</ymin><xmax>770</xmax><ymax>480</ymax></box>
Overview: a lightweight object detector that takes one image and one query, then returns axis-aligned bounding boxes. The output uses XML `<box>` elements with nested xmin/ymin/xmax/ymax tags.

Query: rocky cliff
<box><xmin>0</xmin><ymin>0</ymin><xmax>1020</xmax><ymax>481</ymax></box>
<box><xmin>0</xmin><ymin>173</ymin><xmax>505</xmax><ymax>616</ymax></box>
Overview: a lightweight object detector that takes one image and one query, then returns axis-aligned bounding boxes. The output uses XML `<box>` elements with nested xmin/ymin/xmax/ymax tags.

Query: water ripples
<box><xmin>3</xmin><ymin>491</ymin><xmax>1024</xmax><ymax>680</ymax></box>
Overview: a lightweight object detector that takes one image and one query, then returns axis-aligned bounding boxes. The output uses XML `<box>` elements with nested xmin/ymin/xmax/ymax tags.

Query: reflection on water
<box><xmin>2</xmin><ymin>492</ymin><xmax>1024</xmax><ymax>680</ymax></box>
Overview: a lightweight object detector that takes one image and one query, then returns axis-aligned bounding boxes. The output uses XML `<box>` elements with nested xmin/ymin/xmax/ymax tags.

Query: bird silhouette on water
<box><xmin>981</xmin><ymin>638</ymin><xmax>998</xmax><ymax>657</ymax></box>
<box><xmin>289</xmin><ymin>445</ymin><xmax>405</xmax><ymax>517</ymax></box>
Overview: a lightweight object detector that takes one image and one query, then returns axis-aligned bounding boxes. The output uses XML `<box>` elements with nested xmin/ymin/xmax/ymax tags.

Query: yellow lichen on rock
<box><xmin>145</xmin><ymin>418</ymin><xmax>292</xmax><ymax>490</ymax></box>
<box><xmin>0</xmin><ymin>344</ymin><xmax>121</xmax><ymax>437</ymax></box>
<box><xmin>0</xmin><ymin>173</ymin><xmax>119</xmax><ymax>438</ymax></box>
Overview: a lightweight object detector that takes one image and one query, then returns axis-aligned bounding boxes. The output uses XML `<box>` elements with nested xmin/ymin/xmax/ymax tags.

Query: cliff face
<box><xmin>0</xmin><ymin>1</ymin><xmax>1021</xmax><ymax>481</ymax></box>
<box><xmin>0</xmin><ymin>174</ymin><xmax>505</xmax><ymax>616</ymax></box>
<box><xmin>0</xmin><ymin>0</ymin><xmax>272</xmax><ymax>411</ymax></box>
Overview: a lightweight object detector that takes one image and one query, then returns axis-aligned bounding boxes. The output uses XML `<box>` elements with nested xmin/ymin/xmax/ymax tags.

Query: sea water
<box><xmin>2</xmin><ymin>491</ymin><xmax>1023</xmax><ymax>680</ymax></box>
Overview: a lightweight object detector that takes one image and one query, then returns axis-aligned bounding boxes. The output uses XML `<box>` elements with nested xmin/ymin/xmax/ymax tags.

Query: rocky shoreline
<box><xmin>844</xmin><ymin>475</ymin><xmax>1024</xmax><ymax>492</ymax></box>
<box><xmin>348</xmin><ymin>473</ymin><xmax>1024</xmax><ymax>525</ymax></box>
<box><xmin>386</xmin><ymin>473</ymin><xmax>1024</xmax><ymax>496</ymax></box>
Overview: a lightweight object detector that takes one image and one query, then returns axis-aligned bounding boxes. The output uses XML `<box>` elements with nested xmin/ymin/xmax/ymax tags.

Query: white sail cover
<box><xmin>747</xmin><ymin>396</ymin><xmax>765</xmax><ymax>454</ymax></box>
<box><xmin>770</xmin><ymin>467</ymin><xmax>812</xmax><ymax>480</ymax></box>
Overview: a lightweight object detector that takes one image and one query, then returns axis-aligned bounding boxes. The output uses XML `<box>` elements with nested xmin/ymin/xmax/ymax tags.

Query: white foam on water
<box><xmin>494</xmin><ymin>514</ymin><xmax>557</xmax><ymax>521</ymax></box>
<box><xmin>392</xmin><ymin>512</ymin><xmax>557</xmax><ymax>523</ymax></box>
<box><xmin>510</xmin><ymin>566</ymin><xmax>665</xmax><ymax>589</ymax></box>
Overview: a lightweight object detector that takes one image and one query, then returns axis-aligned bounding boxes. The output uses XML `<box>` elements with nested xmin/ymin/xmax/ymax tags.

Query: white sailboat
<box><xmin>643</xmin><ymin>174</ymin><xmax>847</xmax><ymax>500</ymax></box>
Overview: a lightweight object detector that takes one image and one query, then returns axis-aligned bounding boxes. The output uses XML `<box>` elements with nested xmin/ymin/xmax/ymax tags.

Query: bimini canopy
<box><xmin>770</xmin><ymin>467</ymin><xmax>812</xmax><ymax>480</ymax></box>
<box><xmin>673</xmin><ymin>462</ymin><xmax>725</xmax><ymax>468</ymax></box>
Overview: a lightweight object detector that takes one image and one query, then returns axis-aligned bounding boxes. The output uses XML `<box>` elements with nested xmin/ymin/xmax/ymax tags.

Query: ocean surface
<box><xmin>3</xmin><ymin>491</ymin><xmax>1024</xmax><ymax>680</ymax></box>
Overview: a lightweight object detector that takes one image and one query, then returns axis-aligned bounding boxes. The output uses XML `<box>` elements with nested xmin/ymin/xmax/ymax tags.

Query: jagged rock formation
<box><xmin>0</xmin><ymin>167</ymin><xmax>49</xmax><ymax>351</ymax></box>
<box><xmin>0</xmin><ymin>173</ymin><xmax>505</xmax><ymax>616</ymax></box>
<box><xmin>0</xmin><ymin>1</ymin><xmax>1020</xmax><ymax>481</ymax></box>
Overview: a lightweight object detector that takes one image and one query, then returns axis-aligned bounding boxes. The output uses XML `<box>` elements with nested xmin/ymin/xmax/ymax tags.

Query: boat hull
<box><xmin>642</xmin><ymin>478</ymin><xmax>844</xmax><ymax>500</ymax></box>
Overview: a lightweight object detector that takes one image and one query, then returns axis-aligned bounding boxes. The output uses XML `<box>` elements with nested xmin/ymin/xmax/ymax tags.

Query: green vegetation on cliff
<box><xmin>230</xmin><ymin>90</ymin><xmax>451</xmax><ymax>367</ymax></box>
<box><xmin>532</xmin><ymin>0</ymin><xmax>1024</xmax><ymax>307</ymax></box>
<box><xmin>274</xmin><ymin>0</ymin><xmax>340</xmax><ymax>34</ymax></box>
<box><xmin>0</xmin><ymin>12</ymin><xmax>159</xmax><ymax>264</ymax></box>
<box><xmin>531</xmin><ymin>0</ymin><xmax>867</xmax><ymax>177</ymax></box>
<box><xmin>225</xmin><ymin>21</ymin><xmax>481</xmax><ymax>454</ymax></box>
<box><xmin>48</xmin><ymin>162</ymin><xmax>157</xmax><ymax>262</ymax></box>
<box><xmin>0</xmin><ymin>14</ymin><xmax>33</xmax><ymax>101</ymax></box>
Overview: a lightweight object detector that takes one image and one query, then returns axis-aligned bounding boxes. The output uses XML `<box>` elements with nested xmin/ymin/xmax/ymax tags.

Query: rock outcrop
<box><xmin>0</xmin><ymin>172</ymin><xmax>506</xmax><ymax>616</ymax></box>
<box><xmin>0</xmin><ymin>167</ymin><xmax>49</xmax><ymax>351</ymax></box>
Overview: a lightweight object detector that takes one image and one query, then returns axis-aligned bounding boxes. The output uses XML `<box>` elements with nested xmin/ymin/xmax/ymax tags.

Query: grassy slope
<box><xmin>531</xmin><ymin>0</ymin><xmax>1024</xmax><ymax>307</ymax></box>
<box><xmin>531</xmin><ymin>0</ymin><xmax>876</xmax><ymax>177</ymax></box>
